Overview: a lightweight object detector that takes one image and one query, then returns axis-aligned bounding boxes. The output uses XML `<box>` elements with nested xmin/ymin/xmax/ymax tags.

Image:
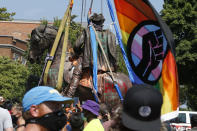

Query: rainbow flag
<box><xmin>114</xmin><ymin>0</ymin><xmax>179</xmax><ymax>120</ymax></box>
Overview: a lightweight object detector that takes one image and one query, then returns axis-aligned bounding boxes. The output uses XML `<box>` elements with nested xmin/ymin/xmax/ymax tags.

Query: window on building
<box><xmin>21</xmin><ymin>57</ymin><xmax>27</xmax><ymax>65</ymax></box>
<box><xmin>13</xmin><ymin>53</ymin><xmax>20</xmax><ymax>61</ymax></box>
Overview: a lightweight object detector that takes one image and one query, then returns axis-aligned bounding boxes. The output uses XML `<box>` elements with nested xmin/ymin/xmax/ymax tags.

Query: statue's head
<box><xmin>29</xmin><ymin>25</ymin><xmax>58</xmax><ymax>63</ymax></box>
<box><xmin>89</xmin><ymin>13</ymin><xmax>105</xmax><ymax>25</ymax></box>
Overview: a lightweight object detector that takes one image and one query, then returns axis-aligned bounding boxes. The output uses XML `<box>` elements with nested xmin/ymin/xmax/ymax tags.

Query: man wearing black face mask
<box><xmin>19</xmin><ymin>86</ymin><xmax>73</xmax><ymax>131</ymax></box>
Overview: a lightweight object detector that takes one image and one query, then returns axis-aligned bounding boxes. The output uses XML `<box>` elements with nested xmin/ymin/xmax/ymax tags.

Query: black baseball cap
<box><xmin>70</xmin><ymin>112</ymin><xmax>84</xmax><ymax>128</ymax></box>
<box><xmin>122</xmin><ymin>85</ymin><xmax>163</xmax><ymax>131</ymax></box>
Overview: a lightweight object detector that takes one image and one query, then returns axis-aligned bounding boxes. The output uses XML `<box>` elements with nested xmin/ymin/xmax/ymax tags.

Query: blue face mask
<box><xmin>27</xmin><ymin>110</ymin><xmax>67</xmax><ymax>131</ymax></box>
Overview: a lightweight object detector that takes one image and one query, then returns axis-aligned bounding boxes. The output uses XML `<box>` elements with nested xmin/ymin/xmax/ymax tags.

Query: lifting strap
<box><xmin>87</xmin><ymin>0</ymin><xmax>99</xmax><ymax>102</ymax></box>
<box><xmin>87</xmin><ymin>0</ymin><xmax>123</xmax><ymax>102</ymax></box>
<box><xmin>91</xmin><ymin>25</ymin><xmax>124</xmax><ymax>102</ymax></box>
<box><xmin>88</xmin><ymin>21</ymin><xmax>98</xmax><ymax>94</ymax></box>
<box><xmin>89</xmin><ymin>0</ymin><xmax>93</xmax><ymax>14</ymax></box>
<box><xmin>56</xmin><ymin>6</ymin><xmax>72</xmax><ymax>91</ymax></box>
<box><xmin>106</xmin><ymin>0</ymin><xmax>135</xmax><ymax>83</ymax></box>
<box><xmin>43</xmin><ymin>0</ymin><xmax>73</xmax><ymax>90</ymax></box>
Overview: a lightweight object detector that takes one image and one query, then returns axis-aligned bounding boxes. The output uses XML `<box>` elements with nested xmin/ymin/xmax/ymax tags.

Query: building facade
<box><xmin>0</xmin><ymin>20</ymin><xmax>41</xmax><ymax>64</ymax></box>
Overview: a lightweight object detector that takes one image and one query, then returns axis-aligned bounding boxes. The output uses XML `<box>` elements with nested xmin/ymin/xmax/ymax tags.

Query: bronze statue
<box><xmin>67</xmin><ymin>13</ymin><xmax>118</xmax><ymax>97</ymax></box>
<box><xmin>29</xmin><ymin>20</ymin><xmax>132</xmax><ymax>109</ymax></box>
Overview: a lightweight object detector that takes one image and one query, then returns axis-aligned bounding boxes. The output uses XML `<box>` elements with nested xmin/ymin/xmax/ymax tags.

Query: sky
<box><xmin>0</xmin><ymin>0</ymin><xmax>164</xmax><ymax>27</ymax></box>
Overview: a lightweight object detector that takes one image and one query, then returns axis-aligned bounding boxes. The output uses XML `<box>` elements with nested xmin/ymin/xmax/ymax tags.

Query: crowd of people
<box><xmin>3</xmin><ymin>85</ymin><xmax>197</xmax><ymax>131</ymax></box>
<box><xmin>0</xmin><ymin>12</ymin><xmax>196</xmax><ymax>131</ymax></box>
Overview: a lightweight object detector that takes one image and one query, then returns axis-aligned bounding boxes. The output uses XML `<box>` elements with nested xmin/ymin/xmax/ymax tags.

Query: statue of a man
<box><xmin>66</xmin><ymin>13</ymin><xmax>117</xmax><ymax>97</ymax></box>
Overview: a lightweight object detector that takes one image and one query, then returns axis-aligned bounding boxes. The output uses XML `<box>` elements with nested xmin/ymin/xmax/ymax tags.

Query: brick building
<box><xmin>0</xmin><ymin>20</ymin><xmax>41</xmax><ymax>64</ymax></box>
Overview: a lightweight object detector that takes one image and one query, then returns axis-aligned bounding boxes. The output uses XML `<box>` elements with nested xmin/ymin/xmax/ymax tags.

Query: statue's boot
<box><xmin>66</xmin><ymin>58</ymin><xmax>82</xmax><ymax>97</ymax></box>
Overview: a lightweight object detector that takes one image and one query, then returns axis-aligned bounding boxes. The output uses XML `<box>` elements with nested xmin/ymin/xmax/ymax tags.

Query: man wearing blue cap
<box><xmin>17</xmin><ymin>86</ymin><xmax>72</xmax><ymax>131</ymax></box>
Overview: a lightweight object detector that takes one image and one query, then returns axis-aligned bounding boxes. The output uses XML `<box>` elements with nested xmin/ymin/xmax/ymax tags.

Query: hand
<box><xmin>16</xmin><ymin>116</ymin><xmax>25</xmax><ymax>131</ymax></box>
<box><xmin>136</xmin><ymin>29</ymin><xmax>164</xmax><ymax>81</ymax></box>
<box><xmin>106</xmin><ymin>113</ymin><xmax>111</xmax><ymax>120</ymax></box>
<box><xmin>76</xmin><ymin>101</ymin><xmax>83</xmax><ymax>112</ymax></box>
<box><xmin>17</xmin><ymin>116</ymin><xmax>25</xmax><ymax>126</ymax></box>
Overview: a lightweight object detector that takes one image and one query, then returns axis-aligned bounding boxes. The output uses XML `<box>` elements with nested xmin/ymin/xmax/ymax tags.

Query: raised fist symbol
<box><xmin>136</xmin><ymin>29</ymin><xmax>164</xmax><ymax>80</ymax></box>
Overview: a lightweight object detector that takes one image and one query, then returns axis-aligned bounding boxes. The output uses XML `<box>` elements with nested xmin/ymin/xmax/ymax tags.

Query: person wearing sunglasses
<box><xmin>17</xmin><ymin>86</ymin><xmax>73</xmax><ymax>131</ymax></box>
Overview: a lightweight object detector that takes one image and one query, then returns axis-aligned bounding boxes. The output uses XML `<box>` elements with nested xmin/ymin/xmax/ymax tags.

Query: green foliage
<box><xmin>179</xmin><ymin>84</ymin><xmax>197</xmax><ymax>111</ymax></box>
<box><xmin>53</xmin><ymin>17</ymin><xmax>61</xmax><ymax>28</ymax></box>
<box><xmin>40</xmin><ymin>18</ymin><xmax>48</xmax><ymax>25</ymax></box>
<box><xmin>69</xmin><ymin>15</ymin><xmax>82</xmax><ymax>45</ymax></box>
<box><xmin>117</xmin><ymin>46</ymin><xmax>128</xmax><ymax>75</ymax></box>
<box><xmin>179</xmin><ymin>85</ymin><xmax>188</xmax><ymax>105</ymax></box>
<box><xmin>41</xmin><ymin>15</ymin><xmax>82</xmax><ymax>45</ymax></box>
<box><xmin>179</xmin><ymin>108</ymin><xmax>191</xmax><ymax>111</ymax></box>
<box><xmin>53</xmin><ymin>15</ymin><xmax>82</xmax><ymax>45</ymax></box>
<box><xmin>25</xmin><ymin>15</ymin><xmax>82</xmax><ymax>89</ymax></box>
<box><xmin>26</xmin><ymin>49</ymin><xmax>48</xmax><ymax>90</ymax></box>
<box><xmin>161</xmin><ymin>0</ymin><xmax>197</xmax><ymax>110</ymax></box>
<box><xmin>0</xmin><ymin>7</ymin><xmax>15</xmax><ymax>21</ymax></box>
<box><xmin>187</xmin><ymin>85</ymin><xmax>197</xmax><ymax>110</ymax></box>
<box><xmin>0</xmin><ymin>57</ymin><xmax>29</xmax><ymax>101</ymax></box>
<box><xmin>23</xmin><ymin>37</ymin><xmax>42</xmax><ymax>90</ymax></box>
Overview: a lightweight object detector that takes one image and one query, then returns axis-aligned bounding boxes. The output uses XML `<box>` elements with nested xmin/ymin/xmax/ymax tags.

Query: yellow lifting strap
<box><xmin>43</xmin><ymin>0</ymin><xmax>73</xmax><ymax>87</ymax></box>
<box><xmin>56</xmin><ymin>8</ymin><xmax>71</xmax><ymax>91</ymax></box>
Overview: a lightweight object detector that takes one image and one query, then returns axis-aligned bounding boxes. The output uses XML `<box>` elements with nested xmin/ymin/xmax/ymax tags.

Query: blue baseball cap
<box><xmin>22</xmin><ymin>86</ymin><xmax>73</xmax><ymax>111</ymax></box>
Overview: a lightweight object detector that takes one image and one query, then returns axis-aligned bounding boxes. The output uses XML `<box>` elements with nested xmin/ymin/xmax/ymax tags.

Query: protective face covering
<box><xmin>27</xmin><ymin>110</ymin><xmax>67</xmax><ymax>131</ymax></box>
